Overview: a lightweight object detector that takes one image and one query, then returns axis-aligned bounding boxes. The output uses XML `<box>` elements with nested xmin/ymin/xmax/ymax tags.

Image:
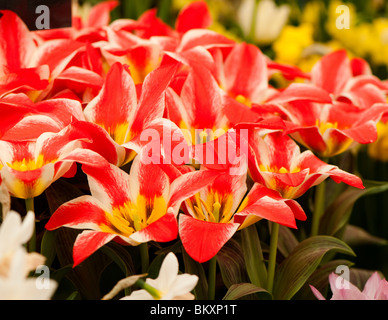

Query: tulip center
<box><xmin>103</xmin><ymin>196</ymin><xmax>167</xmax><ymax>236</ymax></box>
<box><xmin>7</xmin><ymin>155</ymin><xmax>48</xmax><ymax>172</ymax></box>
<box><xmin>259</xmin><ymin>164</ymin><xmax>301</xmax><ymax>174</ymax></box>
<box><xmin>235</xmin><ymin>94</ymin><xmax>252</xmax><ymax>108</ymax></box>
<box><xmin>102</xmin><ymin>123</ymin><xmax>132</xmax><ymax>145</ymax></box>
<box><xmin>179</xmin><ymin>122</ymin><xmax>229</xmax><ymax>146</ymax></box>
<box><xmin>315</xmin><ymin>120</ymin><xmax>339</xmax><ymax>135</ymax></box>
<box><xmin>188</xmin><ymin>192</ymin><xmax>234</xmax><ymax>223</ymax></box>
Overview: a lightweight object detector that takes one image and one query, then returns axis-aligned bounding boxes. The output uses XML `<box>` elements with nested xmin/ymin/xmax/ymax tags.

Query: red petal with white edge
<box><xmin>0</xmin><ymin>67</ymin><xmax>49</xmax><ymax>97</ymax></box>
<box><xmin>30</xmin><ymin>39</ymin><xmax>85</xmax><ymax>79</ymax></box>
<box><xmin>56</xmin><ymin>66</ymin><xmax>104</xmax><ymax>92</ymax></box>
<box><xmin>84</xmin><ymin>62</ymin><xmax>137</xmax><ymax>130</ymax></box>
<box><xmin>285</xmin><ymin>199</ymin><xmax>307</xmax><ymax>221</ymax></box>
<box><xmin>179</xmin><ymin>214</ymin><xmax>240</xmax><ymax>263</ymax></box>
<box><xmin>45</xmin><ymin>195</ymin><xmax>109</xmax><ymax>231</ymax></box>
<box><xmin>130</xmin><ymin>62</ymin><xmax>180</xmax><ymax>136</ymax></box>
<box><xmin>128</xmin><ymin>155</ymin><xmax>170</xmax><ymax>201</ymax></box>
<box><xmin>267</xmin><ymin>83</ymin><xmax>332</xmax><ymax>105</ymax></box>
<box><xmin>73</xmin><ymin>230</ymin><xmax>117</xmax><ymax>266</ymax></box>
<box><xmin>267</xmin><ymin>60</ymin><xmax>311</xmax><ymax>80</ymax></box>
<box><xmin>86</xmin><ymin>1</ymin><xmax>118</xmax><ymax>28</ymax></box>
<box><xmin>339</xmin><ymin>83</ymin><xmax>386</xmax><ymax>110</ymax></box>
<box><xmin>135</xmin><ymin>9</ymin><xmax>176</xmax><ymax>39</ymax></box>
<box><xmin>175</xmin><ymin>1</ymin><xmax>212</xmax><ymax>34</ymax></box>
<box><xmin>130</xmin><ymin>208</ymin><xmax>178</xmax><ymax>243</ymax></box>
<box><xmin>0</xmin><ymin>10</ymin><xmax>37</xmax><ymax>74</ymax></box>
<box><xmin>327</xmin><ymin>167</ymin><xmax>364</xmax><ymax>189</ymax></box>
<box><xmin>311</xmin><ymin>50</ymin><xmax>352</xmax><ymax>95</ymax></box>
<box><xmin>177</xmin><ymin>29</ymin><xmax>235</xmax><ymax>52</ymax></box>
<box><xmin>168</xmin><ymin>168</ymin><xmax>221</xmax><ymax>210</ymax></box>
<box><xmin>57</xmin><ymin>120</ymin><xmax>124</xmax><ymax>166</ymax></box>
<box><xmin>223</xmin><ymin>43</ymin><xmax>268</xmax><ymax>102</ymax></box>
<box><xmin>296</xmin><ymin>151</ymin><xmax>364</xmax><ymax>189</ymax></box>
<box><xmin>351</xmin><ymin>57</ymin><xmax>372</xmax><ymax>76</ymax></box>
<box><xmin>81</xmin><ymin>161</ymin><xmax>132</xmax><ymax>209</ymax></box>
<box><xmin>236</xmin><ymin>184</ymin><xmax>298</xmax><ymax>228</ymax></box>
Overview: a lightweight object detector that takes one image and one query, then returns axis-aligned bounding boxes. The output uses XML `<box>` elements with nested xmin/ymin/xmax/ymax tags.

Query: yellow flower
<box><xmin>273</xmin><ymin>23</ymin><xmax>314</xmax><ymax>66</ymax></box>
<box><xmin>368</xmin><ymin>121</ymin><xmax>388</xmax><ymax>162</ymax></box>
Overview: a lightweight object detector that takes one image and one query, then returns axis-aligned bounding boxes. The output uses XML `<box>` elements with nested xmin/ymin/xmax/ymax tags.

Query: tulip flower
<box><xmin>310</xmin><ymin>271</ymin><xmax>388</xmax><ymax>300</ymax></box>
<box><xmin>280</xmin><ymin>101</ymin><xmax>388</xmax><ymax>158</ymax></box>
<box><xmin>166</xmin><ymin>65</ymin><xmax>231</xmax><ymax>145</ymax></box>
<box><xmin>45</xmin><ymin>155</ymin><xmax>220</xmax><ymax>266</ymax></box>
<box><xmin>309</xmin><ymin>50</ymin><xmax>388</xmax><ymax>109</ymax></box>
<box><xmin>178</xmin><ymin>165</ymin><xmax>307</xmax><ymax>263</ymax></box>
<box><xmin>172</xmin><ymin>130</ymin><xmax>306</xmax><ymax>263</ymax></box>
<box><xmin>0</xmin><ymin>9</ymin><xmax>94</xmax><ymax>101</ymax></box>
<box><xmin>247</xmin><ymin>130</ymin><xmax>365</xmax><ymax>199</ymax></box>
<box><xmin>213</xmin><ymin>43</ymin><xmax>330</xmax><ymax>126</ymax></box>
<box><xmin>0</xmin><ymin>121</ymin><xmax>112</xmax><ymax>199</ymax></box>
<box><xmin>84</xmin><ymin>61</ymin><xmax>186</xmax><ymax>166</ymax></box>
<box><xmin>0</xmin><ymin>93</ymin><xmax>85</xmax><ymax>141</ymax></box>
<box><xmin>237</xmin><ymin>0</ymin><xmax>290</xmax><ymax>45</ymax></box>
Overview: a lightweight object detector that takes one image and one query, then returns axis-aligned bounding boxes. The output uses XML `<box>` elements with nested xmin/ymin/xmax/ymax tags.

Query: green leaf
<box><xmin>100</xmin><ymin>242</ymin><xmax>136</xmax><ymax>277</ymax></box>
<box><xmin>343</xmin><ymin>225</ymin><xmax>388</xmax><ymax>247</ymax></box>
<box><xmin>277</xmin><ymin>225</ymin><xmax>299</xmax><ymax>258</ymax></box>
<box><xmin>272</xmin><ymin>236</ymin><xmax>355</xmax><ymax>300</ymax></box>
<box><xmin>182</xmin><ymin>248</ymin><xmax>208</xmax><ymax>300</ymax></box>
<box><xmin>319</xmin><ymin>180</ymin><xmax>388</xmax><ymax>236</ymax></box>
<box><xmin>222</xmin><ymin>283</ymin><xmax>271</xmax><ymax>300</ymax></box>
<box><xmin>240</xmin><ymin>225</ymin><xmax>268</xmax><ymax>288</ymax></box>
<box><xmin>217</xmin><ymin>239</ymin><xmax>249</xmax><ymax>288</ymax></box>
<box><xmin>66</xmin><ymin>291</ymin><xmax>80</xmax><ymax>300</ymax></box>
<box><xmin>40</xmin><ymin>230</ymin><xmax>57</xmax><ymax>268</ymax></box>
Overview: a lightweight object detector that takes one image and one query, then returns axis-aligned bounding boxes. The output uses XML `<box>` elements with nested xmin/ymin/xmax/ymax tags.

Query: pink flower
<box><xmin>310</xmin><ymin>272</ymin><xmax>388</xmax><ymax>300</ymax></box>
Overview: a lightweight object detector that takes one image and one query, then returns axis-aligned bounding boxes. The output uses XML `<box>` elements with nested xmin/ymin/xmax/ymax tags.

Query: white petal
<box><xmin>163</xmin><ymin>273</ymin><xmax>199</xmax><ymax>300</ymax></box>
<box><xmin>120</xmin><ymin>289</ymin><xmax>154</xmax><ymax>300</ymax></box>
<box><xmin>152</xmin><ymin>252</ymin><xmax>179</xmax><ymax>292</ymax></box>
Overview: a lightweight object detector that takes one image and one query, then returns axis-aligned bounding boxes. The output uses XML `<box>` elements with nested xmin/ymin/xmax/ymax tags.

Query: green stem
<box><xmin>207</xmin><ymin>256</ymin><xmax>217</xmax><ymax>300</ymax></box>
<box><xmin>25</xmin><ymin>198</ymin><xmax>36</xmax><ymax>253</ymax></box>
<box><xmin>266</xmin><ymin>222</ymin><xmax>279</xmax><ymax>294</ymax></box>
<box><xmin>248</xmin><ymin>0</ymin><xmax>259</xmax><ymax>43</ymax></box>
<box><xmin>139</xmin><ymin>242</ymin><xmax>149</xmax><ymax>274</ymax></box>
<box><xmin>135</xmin><ymin>279</ymin><xmax>162</xmax><ymax>299</ymax></box>
<box><xmin>310</xmin><ymin>179</ymin><xmax>326</xmax><ymax>237</ymax></box>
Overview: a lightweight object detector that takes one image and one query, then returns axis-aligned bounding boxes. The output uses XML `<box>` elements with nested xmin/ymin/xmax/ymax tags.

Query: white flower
<box><xmin>238</xmin><ymin>0</ymin><xmax>290</xmax><ymax>45</ymax></box>
<box><xmin>0</xmin><ymin>210</ymin><xmax>36</xmax><ymax>276</ymax></box>
<box><xmin>0</xmin><ymin>248</ymin><xmax>57</xmax><ymax>300</ymax></box>
<box><xmin>118</xmin><ymin>252</ymin><xmax>199</xmax><ymax>300</ymax></box>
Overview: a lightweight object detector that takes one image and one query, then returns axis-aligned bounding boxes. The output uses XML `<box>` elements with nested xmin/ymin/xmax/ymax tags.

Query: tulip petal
<box><xmin>45</xmin><ymin>195</ymin><xmax>109</xmax><ymax>231</ymax></box>
<box><xmin>175</xmin><ymin>1</ymin><xmax>212</xmax><ymax>33</ymax></box>
<box><xmin>73</xmin><ymin>230</ymin><xmax>117</xmax><ymax>266</ymax></box>
<box><xmin>179</xmin><ymin>213</ymin><xmax>240</xmax><ymax>263</ymax></box>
